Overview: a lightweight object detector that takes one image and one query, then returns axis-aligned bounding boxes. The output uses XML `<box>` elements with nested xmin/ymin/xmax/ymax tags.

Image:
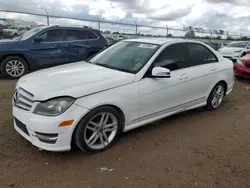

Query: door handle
<box><xmin>179</xmin><ymin>73</ymin><xmax>188</xmax><ymax>80</ymax></box>
<box><xmin>210</xmin><ymin>66</ymin><xmax>217</xmax><ymax>71</ymax></box>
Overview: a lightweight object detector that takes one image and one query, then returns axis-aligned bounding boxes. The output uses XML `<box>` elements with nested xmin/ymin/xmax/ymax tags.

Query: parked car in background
<box><xmin>205</xmin><ymin>41</ymin><xmax>223</xmax><ymax>51</ymax></box>
<box><xmin>115</xmin><ymin>35</ymin><xmax>127</xmax><ymax>41</ymax></box>
<box><xmin>3</xmin><ymin>26</ymin><xmax>31</xmax><ymax>38</ymax></box>
<box><xmin>13</xmin><ymin>38</ymin><xmax>234</xmax><ymax>153</ymax></box>
<box><xmin>217</xmin><ymin>41</ymin><xmax>250</xmax><ymax>62</ymax></box>
<box><xmin>234</xmin><ymin>52</ymin><xmax>250</xmax><ymax>79</ymax></box>
<box><xmin>0</xmin><ymin>25</ymin><xmax>109</xmax><ymax>78</ymax></box>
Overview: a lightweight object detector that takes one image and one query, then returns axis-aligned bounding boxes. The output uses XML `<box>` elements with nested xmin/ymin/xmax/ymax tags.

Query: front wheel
<box><xmin>0</xmin><ymin>56</ymin><xmax>28</xmax><ymax>79</ymax></box>
<box><xmin>206</xmin><ymin>82</ymin><xmax>225</xmax><ymax>111</ymax></box>
<box><xmin>74</xmin><ymin>106</ymin><xmax>122</xmax><ymax>153</ymax></box>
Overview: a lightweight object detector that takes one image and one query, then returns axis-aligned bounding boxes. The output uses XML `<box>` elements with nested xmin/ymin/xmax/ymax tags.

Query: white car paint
<box><xmin>218</xmin><ymin>41</ymin><xmax>250</xmax><ymax>60</ymax></box>
<box><xmin>12</xmin><ymin>38</ymin><xmax>234</xmax><ymax>152</ymax></box>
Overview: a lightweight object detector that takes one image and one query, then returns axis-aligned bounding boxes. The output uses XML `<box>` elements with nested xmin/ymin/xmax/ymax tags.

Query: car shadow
<box><xmin>35</xmin><ymin>107</ymin><xmax>209</xmax><ymax>160</ymax></box>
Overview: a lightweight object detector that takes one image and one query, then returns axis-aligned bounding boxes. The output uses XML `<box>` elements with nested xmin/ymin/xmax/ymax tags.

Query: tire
<box><xmin>0</xmin><ymin>56</ymin><xmax>28</xmax><ymax>79</ymax></box>
<box><xmin>206</xmin><ymin>82</ymin><xmax>225</xmax><ymax>111</ymax></box>
<box><xmin>74</xmin><ymin>106</ymin><xmax>123</xmax><ymax>153</ymax></box>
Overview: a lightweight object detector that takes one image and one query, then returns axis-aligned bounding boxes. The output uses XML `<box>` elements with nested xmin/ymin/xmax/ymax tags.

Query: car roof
<box><xmin>123</xmin><ymin>38</ymin><xmax>204</xmax><ymax>45</ymax></box>
<box><xmin>48</xmin><ymin>25</ymin><xmax>97</xmax><ymax>30</ymax></box>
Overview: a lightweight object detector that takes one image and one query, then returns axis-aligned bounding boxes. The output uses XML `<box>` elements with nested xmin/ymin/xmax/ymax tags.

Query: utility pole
<box><xmin>45</xmin><ymin>9</ymin><xmax>49</xmax><ymax>26</ymax></box>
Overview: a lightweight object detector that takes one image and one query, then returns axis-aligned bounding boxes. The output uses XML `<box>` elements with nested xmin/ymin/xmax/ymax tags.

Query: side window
<box><xmin>153</xmin><ymin>43</ymin><xmax>188</xmax><ymax>71</ymax></box>
<box><xmin>205</xmin><ymin>48</ymin><xmax>218</xmax><ymax>63</ymax></box>
<box><xmin>64</xmin><ymin>29</ymin><xmax>98</xmax><ymax>41</ymax></box>
<box><xmin>37</xmin><ymin>29</ymin><xmax>63</xmax><ymax>42</ymax></box>
<box><xmin>188</xmin><ymin>43</ymin><xmax>218</xmax><ymax>66</ymax></box>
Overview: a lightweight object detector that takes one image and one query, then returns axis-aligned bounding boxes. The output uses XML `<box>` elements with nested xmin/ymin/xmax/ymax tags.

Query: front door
<box><xmin>29</xmin><ymin>28</ymin><xmax>69</xmax><ymax>68</ymax></box>
<box><xmin>138</xmin><ymin>43</ymin><xmax>195</xmax><ymax>119</ymax></box>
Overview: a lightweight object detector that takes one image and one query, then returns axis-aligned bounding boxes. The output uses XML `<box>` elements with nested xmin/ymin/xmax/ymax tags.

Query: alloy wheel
<box><xmin>211</xmin><ymin>85</ymin><xmax>224</xmax><ymax>108</ymax></box>
<box><xmin>84</xmin><ymin>112</ymin><xmax>118</xmax><ymax>150</ymax></box>
<box><xmin>5</xmin><ymin>60</ymin><xmax>25</xmax><ymax>77</ymax></box>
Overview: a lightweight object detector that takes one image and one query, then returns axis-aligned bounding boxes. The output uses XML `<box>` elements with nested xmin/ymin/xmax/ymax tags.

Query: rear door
<box><xmin>185</xmin><ymin>42</ymin><xmax>221</xmax><ymax>103</ymax></box>
<box><xmin>29</xmin><ymin>28</ymin><xmax>69</xmax><ymax>68</ymax></box>
<box><xmin>63</xmin><ymin>28</ymin><xmax>101</xmax><ymax>62</ymax></box>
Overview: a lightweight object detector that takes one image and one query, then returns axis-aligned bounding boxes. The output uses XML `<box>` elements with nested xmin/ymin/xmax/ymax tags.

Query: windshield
<box><xmin>88</xmin><ymin>41</ymin><xmax>160</xmax><ymax>73</ymax></box>
<box><xmin>7</xmin><ymin>26</ymin><xmax>18</xmax><ymax>30</ymax></box>
<box><xmin>18</xmin><ymin>27</ymin><xmax>46</xmax><ymax>40</ymax></box>
<box><xmin>227</xmin><ymin>41</ymin><xmax>249</xmax><ymax>48</ymax></box>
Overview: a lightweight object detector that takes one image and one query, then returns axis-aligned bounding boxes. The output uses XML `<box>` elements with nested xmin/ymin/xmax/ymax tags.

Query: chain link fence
<box><xmin>0</xmin><ymin>4</ymin><xmax>249</xmax><ymax>43</ymax></box>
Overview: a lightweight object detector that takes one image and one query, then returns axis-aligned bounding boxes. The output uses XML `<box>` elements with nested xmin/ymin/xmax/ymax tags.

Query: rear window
<box><xmin>64</xmin><ymin>29</ymin><xmax>98</xmax><ymax>41</ymax></box>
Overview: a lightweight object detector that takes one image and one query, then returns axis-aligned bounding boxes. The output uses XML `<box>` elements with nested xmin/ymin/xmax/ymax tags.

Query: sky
<box><xmin>0</xmin><ymin>0</ymin><xmax>250</xmax><ymax>37</ymax></box>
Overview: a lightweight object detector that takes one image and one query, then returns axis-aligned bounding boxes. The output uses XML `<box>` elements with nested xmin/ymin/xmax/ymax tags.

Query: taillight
<box><xmin>106</xmin><ymin>39</ymin><xmax>110</xmax><ymax>46</ymax></box>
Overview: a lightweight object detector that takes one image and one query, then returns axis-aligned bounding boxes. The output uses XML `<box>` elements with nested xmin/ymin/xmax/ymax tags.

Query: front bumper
<box><xmin>220</xmin><ymin>53</ymin><xmax>241</xmax><ymax>62</ymax></box>
<box><xmin>234</xmin><ymin>64</ymin><xmax>250</xmax><ymax>78</ymax></box>
<box><xmin>13</xmin><ymin>104</ymin><xmax>89</xmax><ymax>152</ymax></box>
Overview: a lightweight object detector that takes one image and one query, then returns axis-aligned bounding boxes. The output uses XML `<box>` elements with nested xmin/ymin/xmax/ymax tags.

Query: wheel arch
<box><xmin>218</xmin><ymin>80</ymin><xmax>228</xmax><ymax>96</ymax></box>
<box><xmin>0</xmin><ymin>53</ymin><xmax>30</xmax><ymax>70</ymax></box>
<box><xmin>206</xmin><ymin>79</ymin><xmax>228</xmax><ymax>101</ymax></box>
<box><xmin>70</xmin><ymin>104</ymin><xmax>126</xmax><ymax>147</ymax></box>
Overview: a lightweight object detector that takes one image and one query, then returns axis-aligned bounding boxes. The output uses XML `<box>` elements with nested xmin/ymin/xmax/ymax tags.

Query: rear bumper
<box><xmin>234</xmin><ymin>64</ymin><xmax>250</xmax><ymax>78</ymax></box>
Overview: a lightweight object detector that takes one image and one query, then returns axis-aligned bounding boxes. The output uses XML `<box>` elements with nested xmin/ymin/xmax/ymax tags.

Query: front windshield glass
<box><xmin>227</xmin><ymin>41</ymin><xmax>249</xmax><ymax>48</ymax></box>
<box><xmin>8</xmin><ymin>26</ymin><xmax>18</xmax><ymax>30</ymax></box>
<box><xmin>19</xmin><ymin>27</ymin><xmax>46</xmax><ymax>40</ymax></box>
<box><xmin>88</xmin><ymin>41</ymin><xmax>160</xmax><ymax>73</ymax></box>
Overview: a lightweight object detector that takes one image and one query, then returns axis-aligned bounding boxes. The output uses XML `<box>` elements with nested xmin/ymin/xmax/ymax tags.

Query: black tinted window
<box><xmin>188</xmin><ymin>43</ymin><xmax>218</xmax><ymax>66</ymax></box>
<box><xmin>154</xmin><ymin>43</ymin><xmax>188</xmax><ymax>71</ymax></box>
<box><xmin>38</xmin><ymin>29</ymin><xmax>63</xmax><ymax>42</ymax></box>
<box><xmin>206</xmin><ymin>48</ymin><xmax>218</xmax><ymax>63</ymax></box>
<box><xmin>64</xmin><ymin>29</ymin><xmax>97</xmax><ymax>41</ymax></box>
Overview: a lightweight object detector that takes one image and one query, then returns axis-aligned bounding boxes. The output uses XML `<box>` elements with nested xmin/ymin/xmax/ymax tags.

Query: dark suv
<box><xmin>0</xmin><ymin>25</ymin><xmax>109</xmax><ymax>78</ymax></box>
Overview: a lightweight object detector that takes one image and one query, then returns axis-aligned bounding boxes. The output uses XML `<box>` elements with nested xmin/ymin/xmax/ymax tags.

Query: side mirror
<box><xmin>33</xmin><ymin>37</ymin><xmax>42</xmax><ymax>43</ymax></box>
<box><xmin>151</xmin><ymin>67</ymin><xmax>171</xmax><ymax>78</ymax></box>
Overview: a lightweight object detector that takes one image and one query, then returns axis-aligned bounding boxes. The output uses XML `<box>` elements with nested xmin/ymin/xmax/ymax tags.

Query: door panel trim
<box><xmin>124</xmin><ymin>97</ymin><xmax>206</xmax><ymax>132</ymax></box>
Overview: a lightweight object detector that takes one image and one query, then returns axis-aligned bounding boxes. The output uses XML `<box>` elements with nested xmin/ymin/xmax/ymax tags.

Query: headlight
<box><xmin>236</xmin><ymin>59</ymin><xmax>243</xmax><ymax>65</ymax></box>
<box><xmin>234</xmin><ymin>50</ymin><xmax>241</xmax><ymax>53</ymax></box>
<box><xmin>33</xmin><ymin>97</ymin><xmax>75</xmax><ymax>116</ymax></box>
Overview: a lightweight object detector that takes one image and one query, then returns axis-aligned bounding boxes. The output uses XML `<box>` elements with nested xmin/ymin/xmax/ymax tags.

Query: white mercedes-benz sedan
<box><xmin>12</xmin><ymin>38</ymin><xmax>234</xmax><ymax>153</ymax></box>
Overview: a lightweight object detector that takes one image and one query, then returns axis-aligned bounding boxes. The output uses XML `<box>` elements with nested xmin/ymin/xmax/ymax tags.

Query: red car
<box><xmin>234</xmin><ymin>53</ymin><xmax>250</xmax><ymax>78</ymax></box>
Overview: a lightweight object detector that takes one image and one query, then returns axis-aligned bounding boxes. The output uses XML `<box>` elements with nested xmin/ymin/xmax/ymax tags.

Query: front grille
<box><xmin>14</xmin><ymin>118</ymin><xmax>29</xmax><ymax>136</ymax></box>
<box><xmin>13</xmin><ymin>87</ymin><xmax>34</xmax><ymax>111</ymax></box>
<box><xmin>245</xmin><ymin>63</ymin><xmax>250</xmax><ymax>68</ymax></box>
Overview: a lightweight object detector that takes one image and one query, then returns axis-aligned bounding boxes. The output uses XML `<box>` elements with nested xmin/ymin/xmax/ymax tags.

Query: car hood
<box><xmin>219</xmin><ymin>47</ymin><xmax>244</xmax><ymax>53</ymax></box>
<box><xmin>16</xmin><ymin>62</ymin><xmax>135</xmax><ymax>101</ymax></box>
